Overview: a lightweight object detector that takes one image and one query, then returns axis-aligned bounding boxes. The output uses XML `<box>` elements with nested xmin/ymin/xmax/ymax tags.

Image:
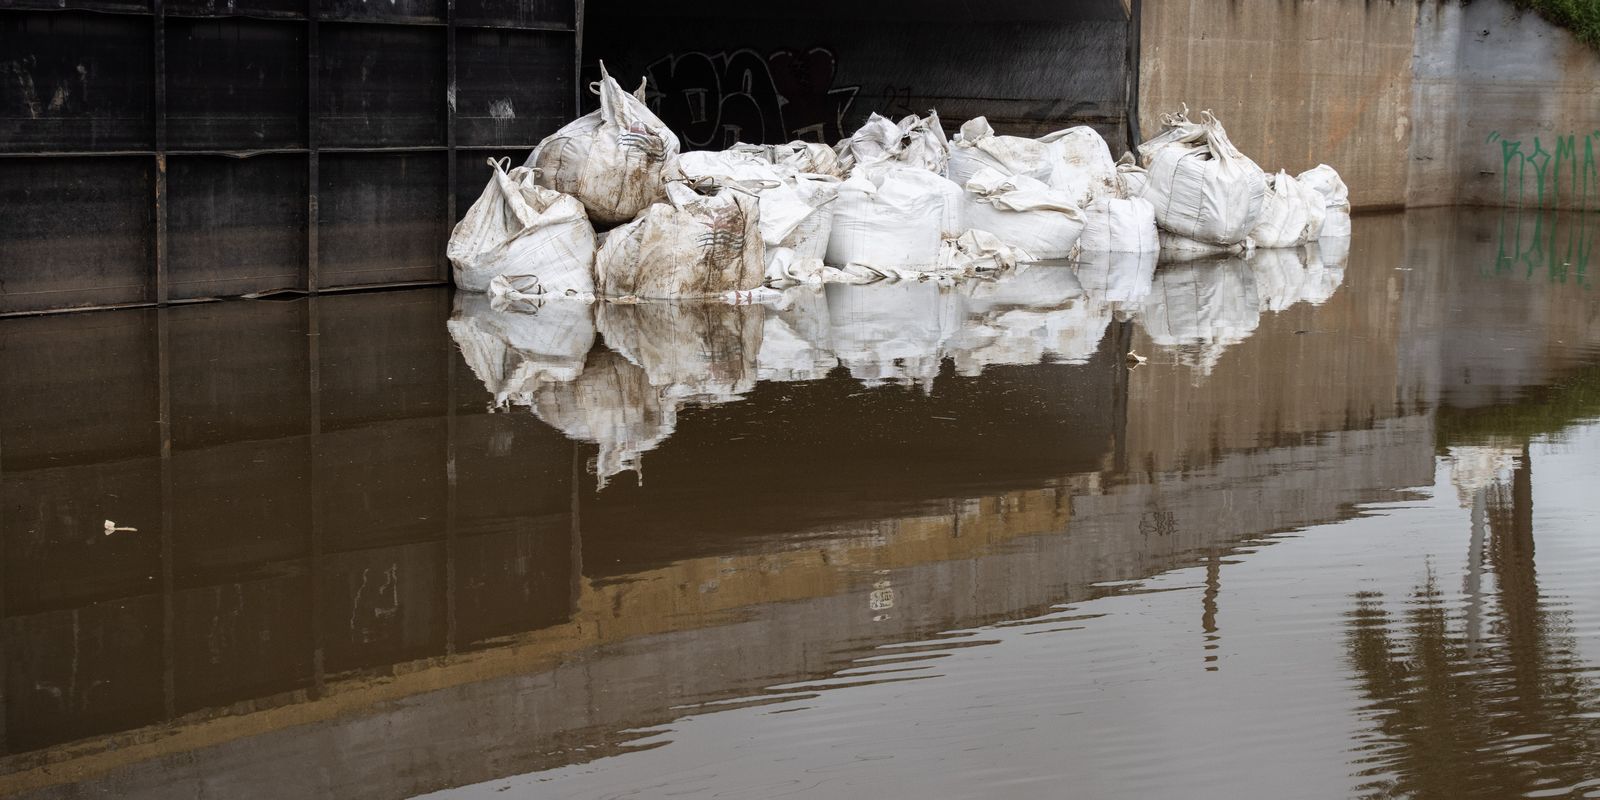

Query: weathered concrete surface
<box><xmin>1139</xmin><ymin>0</ymin><xmax>1417</xmax><ymax>210</ymax></box>
<box><xmin>1408</xmin><ymin>2</ymin><xmax>1600</xmax><ymax>210</ymax></box>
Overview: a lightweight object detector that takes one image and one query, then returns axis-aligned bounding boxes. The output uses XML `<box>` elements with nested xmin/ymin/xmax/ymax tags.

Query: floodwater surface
<box><xmin>2</xmin><ymin>208</ymin><xmax>1600</xmax><ymax>799</ymax></box>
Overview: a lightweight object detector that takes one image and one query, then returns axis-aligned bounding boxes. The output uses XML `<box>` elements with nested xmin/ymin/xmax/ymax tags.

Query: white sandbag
<box><xmin>447</xmin><ymin>158</ymin><xmax>596</xmax><ymax>294</ymax></box>
<box><xmin>447</xmin><ymin>291</ymin><xmax>596</xmax><ymax>409</ymax></box>
<box><xmin>947</xmin><ymin>116</ymin><xmax>1058</xmax><ymax>187</ymax></box>
<box><xmin>1249</xmin><ymin>170</ymin><xmax>1326</xmax><ymax>249</ymax></box>
<box><xmin>1297</xmin><ymin>164</ymin><xmax>1351</xmax><ymax>238</ymax></box>
<box><xmin>1036</xmin><ymin>126</ymin><xmax>1119</xmax><ymax>208</ymax></box>
<box><xmin>937</xmin><ymin>229</ymin><xmax>1034</xmax><ymax>274</ymax></box>
<box><xmin>731</xmin><ymin>140</ymin><xmax>848</xmax><ymax>178</ymax></box>
<box><xmin>826</xmin><ymin>167</ymin><xmax>945</xmax><ymax>269</ymax></box>
<box><xmin>525</xmin><ymin>64</ymin><xmax>680</xmax><ymax>226</ymax></box>
<box><xmin>670</xmin><ymin>151</ymin><xmax>839</xmax><ymax>280</ymax></box>
<box><xmin>948</xmin><ymin>118</ymin><xmax>1118</xmax><ymax>208</ymax></box>
<box><xmin>960</xmin><ymin>168</ymin><xmax>1085</xmax><ymax>259</ymax></box>
<box><xmin>1136</xmin><ymin>108</ymin><xmax>1266</xmax><ymax>245</ymax></box>
<box><xmin>595</xmin><ymin>182</ymin><xmax>765</xmax><ymax>298</ymax></box>
<box><xmin>840</xmin><ymin>112</ymin><xmax>949</xmax><ymax>174</ymax></box>
<box><xmin>1078</xmin><ymin>196</ymin><xmax>1158</xmax><ymax>254</ymax></box>
<box><xmin>872</xmin><ymin>165</ymin><xmax>965</xmax><ymax>239</ymax></box>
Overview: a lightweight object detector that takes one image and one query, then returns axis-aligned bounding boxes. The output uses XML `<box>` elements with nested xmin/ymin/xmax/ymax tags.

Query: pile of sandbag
<box><xmin>445</xmin><ymin>63</ymin><xmax>1359</xmax><ymax>303</ymax></box>
<box><xmin>1124</xmin><ymin>107</ymin><xmax>1353</xmax><ymax>256</ymax></box>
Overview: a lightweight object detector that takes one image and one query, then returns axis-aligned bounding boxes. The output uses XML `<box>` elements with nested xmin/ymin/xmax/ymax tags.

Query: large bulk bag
<box><xmin>826</xmin><ymin>167</ymin><xmax>945</xmax><ymax>269</ymax></box>
<box><xmin>525</xmin><ymin>65</ymin><xmax>680</xmax><ymax>226</ymax></box>
<box><xmin>838</xmin><ymin>112</ymin><xmax>949</xmax><ymax>174</ymax></box>
<box><xmin>594</xmin><ymin>181</ymin><xmax>764</xmax><ymax>298</ymax></box>
<box><xmin>948</xmin><ymin>117</ymin><xmax>1118</xmax><ymax>208</ymax></box>
<box><xmin>1136</xmin><ymin>109</ymin><xmax>1266</xmax><ymax>245</ymax></box>
<box><xmin>1297</xmin><ymin>164</ymin><xmax>1351</xmax><ymax>238</ymax></box>
<box><xmin>1249</xmin><ymin>170</ymin><xmax>1327</xmax><ymax>249</ymax></box>
<box><xmin>960</xmin><ymin>168</ymin><xmax>1085</xmax><ymax>259</ymax></box>
<box><xmin>670</xmin><ymin>150</ymin><xmax>840</xmax><ymax>282</ymax></box>
<box><xmin>731</xmin><ymin>140</ymin><xmax>848</xmax><ymax>178</ymax></box>
<box><xmin>1036</xmin><ymin>126</ymin><xmax>1119</xmax><ymax>208</ymax></box>
<box><xmin>874</xmin><ymin>164</ymin><xmax>965</xmax><ymax>239</ymax></box>
<box><xmin>947</xmin><ymin>116</ymin><xmax>1058</xmax><ymax>187</ymax></box>
<box><xmin>1079</xmin><ymin>196</ymin><xmax>1158</xmax><ymax>254</ymax></box>
<box><xmin>447</xmin><ymin>158</ymin><xmax>596</xmax><ymax>294</ymax></box>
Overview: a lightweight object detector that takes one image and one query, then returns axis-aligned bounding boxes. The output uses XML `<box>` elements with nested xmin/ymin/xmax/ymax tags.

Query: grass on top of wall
<box><xmin>1512</xmin><ymin>0</ymin><xmax>1600</xmax><ymax>49</ymax></box>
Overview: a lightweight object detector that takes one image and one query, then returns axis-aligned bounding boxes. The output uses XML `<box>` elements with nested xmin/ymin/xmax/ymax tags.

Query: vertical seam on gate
<box><xmin>307</xmin><ymin>3</ymin><xmax>321</xmax><ymax>293</ymax></box>
<box><xmin>154</xmin><ymin>0</ymin><xmax>169</xmax><ymax>305</ymax></box>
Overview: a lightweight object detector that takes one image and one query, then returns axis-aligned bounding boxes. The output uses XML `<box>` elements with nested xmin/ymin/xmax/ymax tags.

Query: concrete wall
<box><xmin>1139</xmin><ymin>0</ymin><xmax>1418</xmax><ymax>210</ymax></box>
<box><xmin>1409</xmin><ymin>2</ymin><xmax>1600</xmax><ymax>210</ymax></box>
<box><xmin>1140</xmin><ymin>0</ymin><xmax>1600</xmax><ymax>212</ymax></box>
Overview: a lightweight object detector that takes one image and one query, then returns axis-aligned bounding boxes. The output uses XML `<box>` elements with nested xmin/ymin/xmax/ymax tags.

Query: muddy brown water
<box><xmin>2</xmin><ymin>208</ymin><xmax>1599</xmax><ymax>799</ymax></box>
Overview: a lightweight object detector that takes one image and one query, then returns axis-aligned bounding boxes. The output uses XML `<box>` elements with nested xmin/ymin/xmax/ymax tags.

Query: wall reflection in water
<box><xmin>0</xmin><ymin>208</ymin><xmax>1597</xmax><ymax>799</ymax></box>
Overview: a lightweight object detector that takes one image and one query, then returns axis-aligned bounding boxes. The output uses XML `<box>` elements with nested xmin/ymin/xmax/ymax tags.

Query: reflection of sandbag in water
<box><xmin>757</xmin><ymin>286</ymin><xmax>838</xmax><ymax>382</ymax></box>
<box><xmin>1297</xmin><ymin>164</ymin><xmax>1351</xmax><ymax>238</ymax></box>
<box><xmin>1158</xmin><ymin>230</ymin><xmax>1253</xmax><ymax>260</ymax></box>
<box><xmin>532</xmin><ymin>348</ymin><xmax>679</xmax><ymax>490</ymax></box>
<box><xmin>1137</xmin><ymin>256</ymin><xmax>1261</xmax><ymax>375</ymax></box>
<box><xmin>949</xmin><ymin>264</ymin><xmax>1111</xmax><ymax>374</ymax></box>
<box><xmin>825</xmin><ymin>281</ymin><xmax>964</xmax><ymax>389</ymax></box>
<box><xmin>1249</xmin><ymin>170</ymin><xmax>1327</xmax><ymax>249</ymax></box>
<box><xmin>447</xmin><ymin>292</ymin><xmax>597</xmax><ymax>407</ymax></box>
<box><xmin>447</xmin><ymin>158</ymin><xmax>596</xmax><ymax>294</ymax></box>
<box><xmin>1301</xmin><ymin>240</ymin><xmax>1347</xmax><ymax>305</ymax></box>
<box><xmin>595</xmin><ymin>182</ymin><xmax>765</xmax><ymax>298</ymax></box>
<box><xmin>596</xmin><ymin>299</ymin><xmax>765</xmax><ymax>403</ymax></box>
<box><xmin>960</xmin><ymin>168</ymin><xmax>1085</xmax><ymax>259</ymax></box>
<box><xmin>1075</xmin><ymin>248</ymin><xmax>1158</xmax><ymax>309</ymax></box>
<box><xmin>1247</xmin><ymin>245</ymin><xmax>1324</xmax><ymax>312</ymax></box>
<box><xmin>1135</xmin><ymin>108</ymin><xmax>1266</xmax><ymax>246</ymax></box>
<box><xmin>526</xmin><ymin>65</ymin><xmax>680</xmax><ymax>226</ymax></box>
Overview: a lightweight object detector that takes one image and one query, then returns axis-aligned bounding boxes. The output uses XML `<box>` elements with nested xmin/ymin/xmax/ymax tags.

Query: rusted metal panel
<box><xmin>316</xmin><ymin>152</ymin><xmax>449</xmax><ymax>288</ymax></box>
<box><xmin>319</xmin><ymin>0</ymin><xmax>445</xmax><ymax>24</ymax></box>
<box><xmin>0</xmin><ymin>157</ymin><xmax>157</xmax><ymax>314</ymax></box>
<box><xmin>454</xmin><ymin>27</ymin><xmax>573</xmax><ymax>148</ymax></box>
<box><xmin>456</xmin><ymin>0</ymin><xmax>572</xmax><ymax>29</ymax></box>
<box><xmin>0</xmin><ymin>12</ymin><xmax>156</xmax><ymax>153</ymax></box>
<box><xmin>317</xmin><ymin>24</ymin><xmax>446</xmax><ymax>148</ymax></box>
<box><xmin>166</xmin><ymin>18</ymin><xmax>308</xmax><ymax>150</ymax></box>
<box><xmin>167</xmin><ymin>155</ymin><xmax>310</xmax><ymax>300</ymax></box>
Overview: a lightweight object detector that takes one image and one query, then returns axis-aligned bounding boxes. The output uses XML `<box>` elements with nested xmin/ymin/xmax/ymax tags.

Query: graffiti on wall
<box><xmin>1487</xmin><ymin>131</ymin><xmax>1600</xmax><ymax>209</ymax></box>
<box><xmin>642</xmin><ymin>47</ymin><xmax>859</xmax><ymax>150</ymax></box>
